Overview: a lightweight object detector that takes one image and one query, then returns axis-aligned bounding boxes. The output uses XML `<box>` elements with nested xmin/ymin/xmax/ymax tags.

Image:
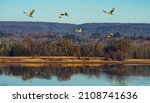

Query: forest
<box><xmin>0</xmin><ymin>37</ymin><xmax>150</xmax><ymax>60</ymax></box>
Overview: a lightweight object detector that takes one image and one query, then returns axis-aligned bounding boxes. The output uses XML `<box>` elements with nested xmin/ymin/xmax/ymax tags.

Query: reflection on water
<box><xmin>0</xmin><ymin>63</ymin><xmax>150</xmax><ymax>86</ymax></box>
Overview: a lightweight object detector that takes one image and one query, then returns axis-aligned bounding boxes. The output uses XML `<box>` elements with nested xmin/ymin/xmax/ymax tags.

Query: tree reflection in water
<box><xmin>102</xmin><ymin>64</ymin><xmax>150</xmax><ymax>86</ymax></box>
<box><xmin>0</xmin><ymin>63</ymin><xmax>150</xmax><ymax>84</ymax></box>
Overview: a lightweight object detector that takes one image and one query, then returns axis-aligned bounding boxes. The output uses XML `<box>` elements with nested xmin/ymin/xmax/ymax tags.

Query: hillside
<box><xmin>0</xmin><ymin>21</ymin><xmax>150</xmax><ymax>36</ymax></box>
<box><xmin>0</xmin><ymin>21</ymin><xmax>150</xmax><ymax>43</ymax></box>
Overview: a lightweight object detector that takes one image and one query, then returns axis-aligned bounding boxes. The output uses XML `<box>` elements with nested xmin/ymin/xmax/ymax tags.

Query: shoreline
<box><xmin>0</xmin><ymin>56</ymin><xmax>150</xmax><ymax>64</ymax></box>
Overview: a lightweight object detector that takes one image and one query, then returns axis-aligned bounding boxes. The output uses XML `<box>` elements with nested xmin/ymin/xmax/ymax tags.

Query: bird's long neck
<box><xmin>23</xmin><ymin>12</ymin><xmax>27</xmax><ymax>14</ymax></box>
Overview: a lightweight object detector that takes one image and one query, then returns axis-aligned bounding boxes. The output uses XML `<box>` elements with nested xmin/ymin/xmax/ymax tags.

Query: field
<box><xmin>0</xmin><ymin>56</ymin><xmax>150</xmax><ymax>64</ymax></box>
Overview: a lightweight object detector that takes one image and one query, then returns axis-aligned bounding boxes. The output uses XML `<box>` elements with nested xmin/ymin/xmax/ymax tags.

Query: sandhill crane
<box><xmin>75</xmin><ymin>28</ymin><xmax>84</xmax><ymax>33</ymax></box>
<box><xmin>59</xmin><ymin>12</ymin><xmax>69</xmax><ymax>18</ymax></box>
<box><xmin>103</xmin><ymin>8</ymin><xmax>115</xmax><ymax>15</ymax></box>
<box><xmin>23</xmin><ymin>9</ymin><xmax>35</xmax><ymax>18</ymax></box>
<box><xmin>107</xmin><ymin>33</ymin><xmax>114</xmax><ymax>38</ymax></box>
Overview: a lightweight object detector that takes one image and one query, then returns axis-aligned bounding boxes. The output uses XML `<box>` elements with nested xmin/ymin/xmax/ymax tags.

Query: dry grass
<box><xmin>61</xmin><ymin>63</ymin><xmax>103</xmax><ymax>67</ymax></box>
<box><xmin>0</xmin><ymin>56</ymin><xmax>150</xmax><ymax>64</ymax></box>
<box><xmin>2</xmin><ymin>63</ymin><xmax>50</xmax><ymax>67</ymax></box>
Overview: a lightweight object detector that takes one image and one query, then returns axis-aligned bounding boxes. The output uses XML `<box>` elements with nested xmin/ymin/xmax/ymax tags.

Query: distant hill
<box><xmin>0</xmin><ymin>21</ymin><xmax>150</xmax><ymax>36</ymax></box>
<box><xmin>0</xmin><ymin>21</ymin><xmax>75</xmax><ymax>34</ymax></box>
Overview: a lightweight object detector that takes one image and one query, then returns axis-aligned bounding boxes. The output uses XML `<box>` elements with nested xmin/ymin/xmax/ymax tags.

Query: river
<box><xmin>0</xmin><ymin>63</ymin><xmax>150</xmax><ymax>86</ymax></box>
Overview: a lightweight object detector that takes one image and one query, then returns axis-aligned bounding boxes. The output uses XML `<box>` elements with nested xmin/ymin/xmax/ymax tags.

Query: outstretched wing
<box><xmin>76</xmin><ymin>28</ymin><xmax>84</xmax><ymax>33</ymax></box>
<box><xmin>81</xmin><ymin>28</ymin><xmax>84</xmax><ymax>31</ymax></box>
<box><xmin>59</xmin><ymin>13</ymin><xmax>64</xmax><ymax>18</ymax></box>
<box><xmin>110</xmin><ymin>8</ymin><xmax>115</xmax><ymax>13</ymax></box>
<box><xmin>60</xmin><ymin>13</ymin><xmax>64</xmax><ymax>16</ymax></box>
<box><xmin>29</xmin><ymin>9</ymin><xmax>35</xmax><ymax>16</ymax></box>
<box><xmin>103</xmin><ymin>10</ymin><xmax>107</xmax><ymax>13</ymax></box>
<box><xmin>75</xmin><ymin>29</ymin><xmax>79</xmax><ymax>32</ymax></box>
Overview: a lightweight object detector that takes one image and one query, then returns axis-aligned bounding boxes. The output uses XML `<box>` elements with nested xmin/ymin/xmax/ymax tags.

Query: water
<box><xmin>0</xmin><ymin>63</ymin><xmax>150</xmax><ymax>86</ymax></box>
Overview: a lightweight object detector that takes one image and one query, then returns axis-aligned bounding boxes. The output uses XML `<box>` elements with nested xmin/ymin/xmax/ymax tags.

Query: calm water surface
<box><xmin>0</xmin><ymin>63</ymin><xmax>150</xmax><ymax>86</ymax></box>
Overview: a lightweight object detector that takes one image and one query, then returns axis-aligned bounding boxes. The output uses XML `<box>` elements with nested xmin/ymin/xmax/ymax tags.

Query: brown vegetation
<box><xmin>0</xmin><ymin>56</ymin><xmax>150</xmax><ymax>64</ymax></box>
<box><xmin>0</xmin><ymin>38</ymin><xmax>150</xmax><ymax>60</ymax></box>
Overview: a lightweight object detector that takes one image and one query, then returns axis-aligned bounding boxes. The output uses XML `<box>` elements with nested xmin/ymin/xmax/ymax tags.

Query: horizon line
<box><xmin>0</xmin><ymin>21</ymin><xmax>150</xmax><ymax>25</ymax></box>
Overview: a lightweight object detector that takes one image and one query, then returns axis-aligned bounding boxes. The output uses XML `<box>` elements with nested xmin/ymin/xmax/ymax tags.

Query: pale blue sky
<box><xmin>0</xmin><ymin>0</ymin><xmax>150</xmax><ymax>24</ymax></box>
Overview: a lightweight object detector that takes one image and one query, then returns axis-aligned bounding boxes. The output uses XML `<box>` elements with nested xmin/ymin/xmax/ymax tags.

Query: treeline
<box><xmin>0</xmin><ymin>38</ymin><xmax>150</xmax><ymax>60</ymax></box>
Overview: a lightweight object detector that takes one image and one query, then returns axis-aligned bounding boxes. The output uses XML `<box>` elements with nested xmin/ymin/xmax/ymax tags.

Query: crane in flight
<box><xmin>59</xmin><ymin>12</ymin><xmax>69</xmax><ymax>18</ymax></box>
<box><xmin>103</xmin><ymin>8</ymin><xmax>115</xmax><ymax>15</ymax></box>
<box><xmin>23</xmin><ymin>9</ymin><xmax>35</xmax><ymax>18</ymax></box>
<box><xmin>75</xmin><ymin>28</ymin><xmax>84</xmax><ymax>33</ymax></box>
<box><xmin>107</xmin><ymin>33</ymin><xmax>114</xmax><ymax>38</ymax></box>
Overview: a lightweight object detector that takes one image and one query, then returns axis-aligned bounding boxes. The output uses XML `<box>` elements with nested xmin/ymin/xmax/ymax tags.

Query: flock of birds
<box><xmin>23</xmin><ymin>8</ymin><xmax>115</xmax><ymax>34</ymax></box>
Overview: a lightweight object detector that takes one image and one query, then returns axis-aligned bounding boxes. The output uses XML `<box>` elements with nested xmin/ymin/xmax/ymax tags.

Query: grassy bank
<box><xmin>0</xmin><ymin>56</ymin><xmax>150</xmax><ymax>64</ymax></box>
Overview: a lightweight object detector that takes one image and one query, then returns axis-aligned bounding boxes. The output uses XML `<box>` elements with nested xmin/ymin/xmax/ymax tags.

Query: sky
<box><xmin>0</xmin><ymin>0</ymin><xmax>150</xmax><ymax>24</ymax></box>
